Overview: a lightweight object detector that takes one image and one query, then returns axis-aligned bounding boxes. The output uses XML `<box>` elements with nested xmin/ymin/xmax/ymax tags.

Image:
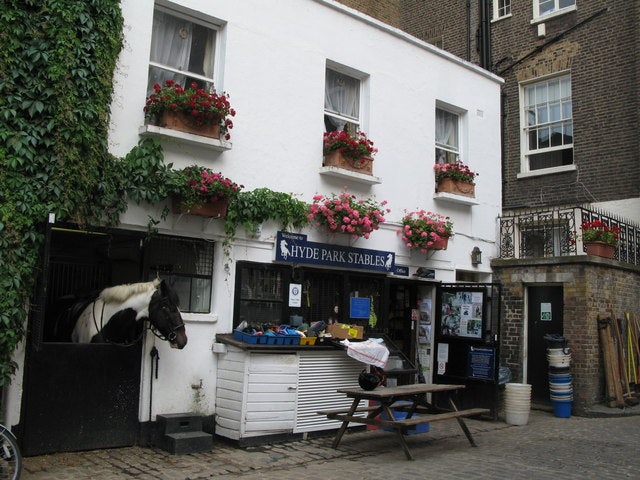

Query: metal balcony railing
<box><xmin>498</xmin><ymin>206</ymin><xmax>640</xmax><ymax>266</ymax></box>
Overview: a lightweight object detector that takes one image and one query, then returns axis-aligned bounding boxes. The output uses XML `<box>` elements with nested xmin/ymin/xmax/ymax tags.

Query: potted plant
<box><xmin>168</xmin><ymin>165</ymin><xmax>242</xmax><ymax>217</ymax></box>
<box><xmin>144</xmin><ymin>80</ymin><xmax>236</xmax><ymax>140</ymax></box>
<box><xmin>434</xmin><ymin>161</ymin><xmax>478</xmax><ymax>197</ymax></box>
<box><xmin>308</xmin><ymin>189</ymin><xmax>389</xmax><ymax>239</ymax></box>
<box><xmin>580</xmin><ymin>220</ymin><xmax>619</xmax><ymax>258</ymax></box>
<box><xmin>398</xmin><ymin>209</ymin><xmax>453</xmax><ymax>252</ymax></box>
<box><xmin>225</xmin><ymin>188</ymin><xmax>309</xmax><ymax>238</ymax></box>
<box><xmin>322</xmin><ymin>130</ymin><xmax>378</xmax><ymax>174</ymax></box>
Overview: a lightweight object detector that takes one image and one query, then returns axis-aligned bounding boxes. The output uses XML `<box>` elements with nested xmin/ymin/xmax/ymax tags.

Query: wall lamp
<box><xmin>471</xmin><ymin>246</ymin><xmax>482</xmax><ymax>265</ymax></box>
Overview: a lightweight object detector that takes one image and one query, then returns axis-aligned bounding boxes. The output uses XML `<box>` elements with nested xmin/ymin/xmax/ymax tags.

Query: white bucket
<box><xmin>503</xmin><ymin>383</ymin><xmax>531</xmax><ymax>426</ymax></box>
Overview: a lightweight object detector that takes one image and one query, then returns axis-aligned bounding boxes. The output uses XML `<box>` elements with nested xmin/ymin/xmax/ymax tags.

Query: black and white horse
<box><xmin>71</xmin><ymin>279</ymin><xmax>187</xmax><ymax>349</ymax></box>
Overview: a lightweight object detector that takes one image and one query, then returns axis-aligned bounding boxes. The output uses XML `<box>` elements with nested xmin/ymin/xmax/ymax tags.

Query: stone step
<box><xmin>157</xmin><ymin>412</ymin><xmax>203</xmax><ymax>434</ymax></box>
<box><xmin>164</xmin><ymin>431</ymin><xmax>214</xmax><ymax>455</ymax></box>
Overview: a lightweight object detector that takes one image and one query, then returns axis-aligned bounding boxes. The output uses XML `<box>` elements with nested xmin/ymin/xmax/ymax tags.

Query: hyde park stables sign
<box><xmin>275</xmin><ymin>231</ymin><xmax>407</xmax><ymax>276</ymax></box>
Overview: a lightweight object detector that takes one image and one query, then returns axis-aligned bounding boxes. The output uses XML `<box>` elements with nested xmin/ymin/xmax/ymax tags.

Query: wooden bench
<box><xmin>319</xmin><ymin>384</ymin><xmax>490</xmax><ymax>460</ymax></box>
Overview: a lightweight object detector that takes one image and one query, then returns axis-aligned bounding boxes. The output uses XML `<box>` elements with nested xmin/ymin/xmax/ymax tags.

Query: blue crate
<box><xmin>233</xmin><ymin>330</ymin><xmax>268</xmax><ymax>344</ymax></box>
<box><xmin>280</xmin><ymin>334</ymin><xmax>300</xmax><ymax>345</ymax></box>
<box><xmin>381</xmin><ymin>410</ymin><xmax>430</xmax><ymax>435</ymax></box>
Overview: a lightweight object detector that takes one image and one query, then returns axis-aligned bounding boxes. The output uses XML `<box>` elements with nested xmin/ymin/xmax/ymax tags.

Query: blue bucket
<box><xmin>552</xmin><ymin>399</ymin><xmax>572</xmax><ymax>418</ymax></box>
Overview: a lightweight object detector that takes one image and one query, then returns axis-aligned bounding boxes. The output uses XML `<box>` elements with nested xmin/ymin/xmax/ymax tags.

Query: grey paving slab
<box><xmin>22</xmin><ymin>408</ymin><xmax>640</xmax><ymax>480</ymax></box>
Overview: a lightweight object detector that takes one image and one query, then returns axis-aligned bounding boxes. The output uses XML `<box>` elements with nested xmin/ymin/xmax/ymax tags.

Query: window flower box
<box><xmin>322</xmin><ymin>131</ymin><xmax>377</xmax><ymax>175</ymax></box>
<box><xmin>434</xmin><ymin>162</ymin><xmax>478</xmax><ymax>198</ymax></box>
<box><xmin>144</xmin><ymin>80</ymin><xmax>236</xmax><ymax>140</ymax></box>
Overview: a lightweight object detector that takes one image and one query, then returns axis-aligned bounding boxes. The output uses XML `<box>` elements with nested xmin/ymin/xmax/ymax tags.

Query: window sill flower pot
<box><xmin>323</xmin><ymin>150</ymin><xmax>373</xmax><ymax>175</ymax></box>
<box><xmin>172</xmin><ymin>197</ymin><xmax>229</xmax><ymax>218</ymax></box>
<box><xmin>584</xmin><ymin>241</ymin><xmax>616</xmax><ymax>259</ymax></box>
<box><xmin>436</xmin><ymin>178</ymin><xmax>475</xmax><ymax>198</ymax></box>
<box><xmin>158</xmin><ymin>111</ymin><xmax>220</xmax><ymax>139</ymax></box>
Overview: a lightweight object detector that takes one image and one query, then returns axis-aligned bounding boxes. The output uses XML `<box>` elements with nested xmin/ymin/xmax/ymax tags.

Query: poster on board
<box><xmin>440</xmin><ymin>290</ymin><xmax>484</xmax><ymax>338</ymax></box>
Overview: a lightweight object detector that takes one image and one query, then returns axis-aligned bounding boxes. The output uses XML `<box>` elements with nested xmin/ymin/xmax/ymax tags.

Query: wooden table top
<box><xmin>337</xmin><ymin>383</ymin><xmax>465</xmax><ymax>399</ymax></box>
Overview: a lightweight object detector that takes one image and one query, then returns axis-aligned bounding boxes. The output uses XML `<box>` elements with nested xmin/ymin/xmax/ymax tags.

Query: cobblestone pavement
<box><xmin>22</xmin><ymin>408</ymin><xmax>640</xmax><ymax>480</ymax></box>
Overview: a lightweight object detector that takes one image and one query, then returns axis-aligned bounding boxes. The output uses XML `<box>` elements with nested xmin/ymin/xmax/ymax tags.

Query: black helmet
<box><xmin>358</xmin><ymin>369</ymin><xmax>383</xmax><ymax>390</ymax></box>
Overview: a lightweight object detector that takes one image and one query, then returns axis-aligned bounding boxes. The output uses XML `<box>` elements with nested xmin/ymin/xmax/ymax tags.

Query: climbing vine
<box><xmin>0</xmin><ymin>1</ymin><xmax>172</xmax><ymax>386</ymax></box>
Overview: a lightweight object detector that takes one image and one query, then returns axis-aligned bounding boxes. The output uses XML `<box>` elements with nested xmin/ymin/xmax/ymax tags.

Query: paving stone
<box><xmin>21</xmin><ymin>408</ymin><xmax>640</xmax><ymax>480</ymax></box>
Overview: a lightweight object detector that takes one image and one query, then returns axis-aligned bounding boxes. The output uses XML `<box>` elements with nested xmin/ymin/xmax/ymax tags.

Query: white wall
<box><xmin>9</xmin><ymin>0</ymin><xmax>503</xmax><ymax>426</ymax></box>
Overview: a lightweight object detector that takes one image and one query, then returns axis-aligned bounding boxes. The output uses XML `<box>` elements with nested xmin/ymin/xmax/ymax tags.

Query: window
<box><xmin>435</xmin><ymin>108</ymin><xmax>460</xmax><ymax>164</ymax></box>
<box><xmin>324</xmin><ymin>67</ymin><xmax>361</xmax><ymax>134</ymax></box>
<box><xmin>535</xmin><ymin>0</ymin><xmax>576</xmax><ymax>18</ymax></box>
<box><xmin>494</xmin><ymin>0</ymin><xmax>512</xmax><ymax>19</ymax></box>
<box><xmin>148</xmin><ymin>7</ymin><xmax>218</xmax><ymax>94</ymax></box>
<box><xmin>521</xmin><ymin>75</ymin><xmax>573</xmax><ymax>171</ymax></box>
<box><xmin>147</xmin><ymin>236</ymin><xmax>215</xmax><ymax>314</ymax></box>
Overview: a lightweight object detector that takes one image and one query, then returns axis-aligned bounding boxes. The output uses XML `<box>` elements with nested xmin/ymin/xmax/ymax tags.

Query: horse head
<box><xmin>148</xmin><ymin>280</ymin><xmax>187</xmax><ymax>349</ymax></box>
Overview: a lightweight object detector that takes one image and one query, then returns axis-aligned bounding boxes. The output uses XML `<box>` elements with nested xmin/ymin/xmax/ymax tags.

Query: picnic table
<box><xmin>318</xmin><ymin>383</ymin><xmax>490</xmax><ymax>460</ymax></box>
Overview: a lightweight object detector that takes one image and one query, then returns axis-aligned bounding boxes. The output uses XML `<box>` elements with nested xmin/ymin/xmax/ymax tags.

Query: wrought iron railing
<box><xmin>498</xmin><ymin>206</ymin><xmax>640</xmax><ymax>266</ymax></box>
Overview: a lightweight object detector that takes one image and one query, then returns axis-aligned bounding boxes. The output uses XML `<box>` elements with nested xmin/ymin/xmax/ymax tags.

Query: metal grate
<box><xmin>146</xmin><ymin>236</ymin><xmax>214</xmax><ymax>276</ymax></box>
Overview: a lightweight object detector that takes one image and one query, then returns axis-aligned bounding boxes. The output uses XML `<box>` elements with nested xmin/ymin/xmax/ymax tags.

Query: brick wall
<box><xmin>492</xmin><ymin>256</ymin><xmax>640</xmax><ymax>414</ymax></box>
<box><xmin>492</xmin><ymin>1</ymin><xmax>640</xmax><ymax>209</ymax></box>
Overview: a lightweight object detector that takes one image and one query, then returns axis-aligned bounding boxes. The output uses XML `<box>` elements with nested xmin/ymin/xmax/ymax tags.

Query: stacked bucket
<box><xmin>504</xmin><ymin>383</ymin><xmax>532</xmax><ymax>425</ymax></box>
<box><xmin>545</xmin><ymin>334</ymin><xmax>573</xmax><ymax>418</ymax></box>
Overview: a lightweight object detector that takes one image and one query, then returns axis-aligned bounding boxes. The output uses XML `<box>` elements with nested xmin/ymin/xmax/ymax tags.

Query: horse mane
<box><xmin>99</xmin><ymin>278</ymin><xmax>160</xmax><ymax>304</ymax></box>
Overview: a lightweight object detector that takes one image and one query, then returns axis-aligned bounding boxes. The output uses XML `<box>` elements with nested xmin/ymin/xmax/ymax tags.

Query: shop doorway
<box><xmin>527</xmin><ymin>286</ymin><xmax>564</xmax><ymax>403</ymax></box>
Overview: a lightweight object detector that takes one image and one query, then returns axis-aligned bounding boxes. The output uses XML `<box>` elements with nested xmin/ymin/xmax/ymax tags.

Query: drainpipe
<box><xmin>478</xmin><ymin>0</ymin><xmax>491</xmax><ymax>70</ymax></box>
<box><xmin>466</xmin><ymin>0</ymin><xmax>471</xmax><ymax>61</ymax></box>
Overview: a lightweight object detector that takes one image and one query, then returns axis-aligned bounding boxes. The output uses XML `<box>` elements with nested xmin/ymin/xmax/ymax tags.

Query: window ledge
<box><xmin>319</xmin><ymin>166</ymin><xmax>382</xmax><ymax>185</ymax></box>
<box><xmin>433</xmin><ymin>192</ymin><xmax>479</xmax><ymax>206</ymax></box>
<box><xmin>139</xmin><ymin>124</ymin><xmax>232</xmax><ymax>151</ymax></box>
<box><xmin>182</xmin><ymin>312</ymin><xmax>218</xmax><ymax>324</ymax></box>
<box><xmin>530</xmin><ymin>5</ymin><xmax>576</xmax><ymax>25</ymax></box>
<box><xmin>491</xmin><ymin>13</ymin><xmax>512</xmax><ymax>23</ymax></box>
<box><xmin>517</xmin><ymin>164</ymin><xmax>577</xmax><ymax>179</ymax></box>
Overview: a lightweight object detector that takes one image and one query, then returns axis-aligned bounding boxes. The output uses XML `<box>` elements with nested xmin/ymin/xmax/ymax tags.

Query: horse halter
<box><xmin>148</xmin><ymin>320</ymin><xmax>185</xmax><ymax>343</ymax></box>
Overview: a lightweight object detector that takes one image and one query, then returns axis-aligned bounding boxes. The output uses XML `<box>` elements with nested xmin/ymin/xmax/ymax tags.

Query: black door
<box><xmin>527</xmin><ymin>286</ymin><xmax>564</xmax><ymax>403</ymax></box>
<box><xmin>20</xmin><ymin>228</ymin><xmax>144</xmax><ymax>455</ymax></box>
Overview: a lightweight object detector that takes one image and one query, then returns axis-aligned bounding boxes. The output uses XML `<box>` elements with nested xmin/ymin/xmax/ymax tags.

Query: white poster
<box><xmin>288</xmin><ymin>283</ymin><xmax>302</xmax><ymax>307</ymax></box>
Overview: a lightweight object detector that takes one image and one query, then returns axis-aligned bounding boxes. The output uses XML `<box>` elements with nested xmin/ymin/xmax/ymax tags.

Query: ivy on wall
<box><xmin>0</xmin><ymin>1</ymin><xmax>170</xmax><ymax>386</ymax></box>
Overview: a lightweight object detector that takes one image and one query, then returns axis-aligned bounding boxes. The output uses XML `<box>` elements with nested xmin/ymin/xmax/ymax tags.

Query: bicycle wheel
<box><xmin>0</xmin><ymin>426</ymin><xmax>21</xmax><ymax>480</ymax></box>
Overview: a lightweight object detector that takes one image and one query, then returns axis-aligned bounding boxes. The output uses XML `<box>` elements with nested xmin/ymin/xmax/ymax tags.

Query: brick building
<box><xmin>337</xmin><ymin>0</ymin><xmax>640</xmax><ymax>413</ymax></box>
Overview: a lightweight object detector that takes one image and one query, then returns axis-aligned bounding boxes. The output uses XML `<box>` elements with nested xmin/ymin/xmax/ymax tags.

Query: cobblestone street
<box><xmin>22</xmin><ymin>408</ymin><xmax>640</xmax><ymax>480</ymax></box>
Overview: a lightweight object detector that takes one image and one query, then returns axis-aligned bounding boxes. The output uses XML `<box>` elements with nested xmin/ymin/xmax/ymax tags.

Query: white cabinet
<box><xmin>215</xmin><ymin>345</ymin><xmax>362</xmax><ymax>443</ymax></box>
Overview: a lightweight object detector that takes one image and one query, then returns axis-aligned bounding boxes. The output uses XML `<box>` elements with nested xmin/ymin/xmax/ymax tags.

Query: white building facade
<box><xmin>9</xmin><ymin>0</ymin><xmax>503</xmax><ymax>453</ymax></box>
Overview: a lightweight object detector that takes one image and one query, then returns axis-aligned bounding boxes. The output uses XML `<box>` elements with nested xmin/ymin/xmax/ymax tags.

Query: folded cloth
<box><xmin>341</xmin><ymin>339</ymin><xmax>389</xmax><ymax>368</ymax></box>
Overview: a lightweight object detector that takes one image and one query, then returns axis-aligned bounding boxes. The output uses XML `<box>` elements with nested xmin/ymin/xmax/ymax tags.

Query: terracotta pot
<box><xmin>158</xmin><ymin>111</ymin><xmax>220</xmax><ymax>139</ymax></box>
<box><xmin>436</xmin><ymin>178</ymin><xmax>475</xmax><ymax>198</ymax></box>
<box><xmin>172</xmin><ymin>197</ymin><xmax>229</xmax><ymax>218</ymax></box>
<box><xmin>323</xmin><ymin>150</ymin><xmax>373</xmax><ymax>175</ymax></box>
<box><xmin>584</xmin><ymin>241</ymin><xmax>616</xmax><ymax>259</ymax></box>
<box><xmin>429</xmin><ymin>235</ymin><xmax>449</xmax><ymax>251</ymax></box>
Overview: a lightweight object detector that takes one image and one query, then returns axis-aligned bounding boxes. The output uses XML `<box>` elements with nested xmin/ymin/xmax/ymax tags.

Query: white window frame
<box><xmin>518</xmin><ymin>73</ymin><xmax>574</xmax><ymax>176</ymax></box>
<box><xmin>435</xmin><ymin>104</ymin><xmax>466</xmax><ymax>165</ymax></box>
<box><xmin>493</xmin><ymin>0</ymin><xmax>512</xmax><ymax>20</ymax></box>
<box><xmin>324</xmin><ymin>62</ymin><xmax>368</xmax><ymax>135</ymax></box>
<box><xmin>532</xmin><ymin>0</ymin><xmax>576</xmax><ymax>22</ymax></box>
<box><xmin>147</xmin><ymin>5</ymin><xmax>221</xmax><ymax>95</ymax></box>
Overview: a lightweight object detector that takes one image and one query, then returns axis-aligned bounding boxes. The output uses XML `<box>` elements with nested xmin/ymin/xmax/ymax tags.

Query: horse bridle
<box><xmin>149</xmin><ymin>320</ymin><xmax>185</xmax><ymax>343</ymax></box>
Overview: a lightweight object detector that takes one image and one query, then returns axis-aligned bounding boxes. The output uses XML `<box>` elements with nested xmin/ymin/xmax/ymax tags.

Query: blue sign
<box><xmin>275</xmin><ymin>231</ymin><xmax>396</xmax><ymax>274</ymax></box>
<box><xmin>466</xmin><ymin>346</ymin><xmax>495</xmax><ymax>381</ymax></box>
<box><xmin>350</xmin><ymin>297</ymin><xmax>371</xmax><ymax>319</ymax></box>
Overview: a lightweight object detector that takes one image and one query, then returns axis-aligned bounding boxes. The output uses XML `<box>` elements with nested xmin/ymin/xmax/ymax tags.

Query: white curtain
<box><xmin>324</xmin><ymin>69</ymin><xmax>359</xmax><ymax>131</ymax></box>
<box><xmin>435</xmin><ymin>109</ymin><xmax>458</xmax><ymax>163</ymax></box>
<box><xmin>147</xmin><ymin>11</ymin><xmax>193</xmax><ymax>93</ymax></box>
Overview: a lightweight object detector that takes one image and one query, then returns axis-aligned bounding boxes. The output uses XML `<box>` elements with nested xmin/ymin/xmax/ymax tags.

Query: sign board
<box><xmin>466</xmin><ymin>346</ymin><xmax>495</xmax><ymax>380</ymax></box>
<box><xmin>349</xmin><ymin>297</ymin><xmax>371</xmax><ymax>319</ymax></box>
<box><xmin>275</xmin><ymin>231</ymin><xmax>396</xmax><ymax>274</ymax></box>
